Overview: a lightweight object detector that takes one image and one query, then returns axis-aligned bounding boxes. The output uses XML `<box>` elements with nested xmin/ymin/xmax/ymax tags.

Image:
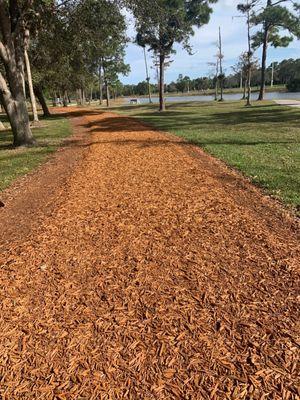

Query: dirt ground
<box><xmin>0</xmin><ymin>108</ymin><xmax>299</xmax><ymax>399</ymax></box>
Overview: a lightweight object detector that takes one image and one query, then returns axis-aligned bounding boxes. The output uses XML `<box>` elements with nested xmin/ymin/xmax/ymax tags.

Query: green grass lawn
<box><xmin>114</xmin><ymin>101</ymin><xmax>300</xmax><ymax>210</ymax></box>
<box><xmin>0</xmin><ymin>114</ymin><xmax>71</xmax><ymax>191</ymax></box>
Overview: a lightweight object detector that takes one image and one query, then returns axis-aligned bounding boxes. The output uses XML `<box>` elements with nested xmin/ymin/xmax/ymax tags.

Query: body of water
<box><xmin>124</xmin><ymin>91</ymin><xmax>300</xmax><ymax>104</ymax></box>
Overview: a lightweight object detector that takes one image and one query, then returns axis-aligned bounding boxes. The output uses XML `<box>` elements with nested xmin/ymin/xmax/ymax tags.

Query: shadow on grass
<box><xmin>74</xmin><ymin>111</ymin><xmax>298</xmax><ymax>146</ymax></box>
<box><xmin>0</xmin><ymin>143</ymin><xmax>14</xmax><ymax>151</ymax></box>
<box><xmin>1</xmin><ymin>103</ymin><xmax>299</xmax><ymax>153</ymax></box>
<box><xmin>50</xmin><ymin>109</ymin><xmax>104</xmax><ymax>119</ymax></box>
<box><xmin>210</xmin><ymin>108</ymin><xmax>300</xmax><ymax>127</ymax></box>
<box><xmin>81</xmin><ymin>115</ymin><xmax>151</xmax><ymax>134</ymax></box>
<box><xmin>128</xmin><ymin>108</ymin><xmax>300</xmax><ymax>130</ymax></box>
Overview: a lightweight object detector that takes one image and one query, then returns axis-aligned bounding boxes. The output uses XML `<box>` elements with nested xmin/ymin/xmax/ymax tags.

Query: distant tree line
<box><xmin>120</xmin><ymin>58</ymin><xmax>300</xmax><ymax>96</ymax></box>
<box><xmin>271</xmin><ymin>59</ymin><xmax>300</xmax><ymax>92</ymax></box>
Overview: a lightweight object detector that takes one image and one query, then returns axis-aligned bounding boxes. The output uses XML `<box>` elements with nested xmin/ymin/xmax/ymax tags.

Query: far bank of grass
<box><xmin>0</xmin><ymin>114</ymin><xmax>71</xmax><ymax>191</ymax></box>
<box><xmin>113</xmin><ymin>101</ymin><xmax>300</xmax><ymax>211</ymax></box>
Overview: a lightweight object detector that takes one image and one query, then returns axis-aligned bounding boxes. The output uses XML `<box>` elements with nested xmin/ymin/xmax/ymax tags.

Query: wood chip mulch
<box><xmin>0</xmin><ymin>108</ymin><xmax>299</xmax><ymax>399</ymax></box>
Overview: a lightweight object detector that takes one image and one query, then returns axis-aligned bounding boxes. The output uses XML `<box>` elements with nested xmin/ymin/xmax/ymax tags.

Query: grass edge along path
<box><xmin>113</xmin><ymin>100</ymin><xmax>300</xmax><ymax>213</ymax></box>
<box><xmin>0</xmin><ymin>114</ymin><xmax>72</xmax><ymax>192</ymax></box>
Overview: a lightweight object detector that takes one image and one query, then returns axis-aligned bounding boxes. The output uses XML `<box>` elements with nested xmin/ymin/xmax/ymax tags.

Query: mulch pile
<box><xmin>0</xmin><ymin>108</ymin><xmax>299</xmax><ymax>399</ymax></box>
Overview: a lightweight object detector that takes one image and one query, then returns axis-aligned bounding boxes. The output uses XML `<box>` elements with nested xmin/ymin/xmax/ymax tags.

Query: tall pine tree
<box><xmin>251</xmin><ymin>0</ymin><xmax>300</xmax><ymax>100</ymax></box>
<box><xmin>128</xmin><ymin>0</ymin><xmax>217</xmax><ymax>111</ymax></box>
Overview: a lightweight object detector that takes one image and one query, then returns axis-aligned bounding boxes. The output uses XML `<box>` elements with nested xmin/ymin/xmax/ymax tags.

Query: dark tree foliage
<box><xmin>30</xmin><ymin>0</ymin><xmax>129</xmax><ymax>107</ymax></box>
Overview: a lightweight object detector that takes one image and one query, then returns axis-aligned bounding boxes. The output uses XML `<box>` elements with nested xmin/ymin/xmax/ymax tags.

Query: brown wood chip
<box><xmin>0</xmin><ymin>108</ymin><xmax>299</xmax><ymax>399</ymax></box>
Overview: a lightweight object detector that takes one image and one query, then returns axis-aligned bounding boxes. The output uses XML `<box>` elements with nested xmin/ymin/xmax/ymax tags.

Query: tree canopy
<box><xmin>250</xmin><ymin>0</ymin><xmax>300</xmax><ymax>99</ymax></box>
<box><xmin>129</xmin><ymin>0</ymin><xmax>217</xmax><ymax>110</ymax></box>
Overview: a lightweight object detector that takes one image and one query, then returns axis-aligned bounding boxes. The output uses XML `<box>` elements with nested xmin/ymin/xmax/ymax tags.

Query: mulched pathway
<box><xmin>0</xmin><ymin>108</ymin><xmax>299</xmax><ymax>399</ymax></box>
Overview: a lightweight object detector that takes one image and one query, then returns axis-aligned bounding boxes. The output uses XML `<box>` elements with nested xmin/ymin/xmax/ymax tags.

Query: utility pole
<box><xmin>102</xmin><ymin>62</ymin><xmax>110</xmax><ymax>108</ymax></box>
<box><xmin>143</xmin><ymin>47</ymin><xmax>152</xmax><ymax>103</ymax></box>
<box><xmin>24</xmin><ymin>30</ymin><xmax>39</xmax><ymax>123</ymax></box>
<box><xmin>215</xmin><ymin>60</ymin><xmax>219</xmax><ymax>101</ymax></box>
<box><xmin>155</xmin><ymin>55</ymin><xmax>160</xmax><ymax>93</ymax></box>
<box><xmin>98</xmin><ymin>61</ymin><xmax>103</xmax><ymax>105</ymax></box>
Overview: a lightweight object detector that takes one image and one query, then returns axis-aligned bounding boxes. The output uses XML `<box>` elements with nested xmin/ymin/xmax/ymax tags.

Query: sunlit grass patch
<box><xmin>0</xmin><ymin>114</ymin><xmax>71</xmax><ymax>191</ymax></box>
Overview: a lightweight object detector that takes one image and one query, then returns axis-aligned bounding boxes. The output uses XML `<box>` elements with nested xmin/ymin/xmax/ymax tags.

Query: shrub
<box><xmin>286</xmin><ymin>78</ymin><xmax>300</xmax><ymax>92</ymax></box>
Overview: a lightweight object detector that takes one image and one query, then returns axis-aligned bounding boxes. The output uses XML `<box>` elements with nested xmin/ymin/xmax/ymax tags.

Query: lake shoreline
<box><xmin>123</xmin><ymin>90</ymin><xmax>300</xmax><ymax>104</ymax></box>
<box><xmin>126</xmin><ymin>86</ymin><xmax>287</xmax><ymax>99</ymax></box>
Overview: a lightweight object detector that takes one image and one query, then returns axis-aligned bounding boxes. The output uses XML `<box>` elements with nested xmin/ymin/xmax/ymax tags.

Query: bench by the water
<box><xmin>130</xmin><ymin>98</ymin><xmax>139</xmax><ymax>104</ymax></box>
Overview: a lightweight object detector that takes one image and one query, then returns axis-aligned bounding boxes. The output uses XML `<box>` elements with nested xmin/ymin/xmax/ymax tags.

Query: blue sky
<box><xmin>122</xmin><ymin>0</ymin><xmax>300</xmax><ymax>84</ymax></box>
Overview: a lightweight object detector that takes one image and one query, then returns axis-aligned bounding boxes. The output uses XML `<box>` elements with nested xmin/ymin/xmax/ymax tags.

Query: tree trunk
<box><xmin>214</xmin><ymin>59</ymin><xmax>219</xmax><ymax>101</ymax></box>
<box><xmin>101</xmin><ymin>63</ymin><xmax>110</xmax><ymax>108</ymax></box>
<box><xmin>99</xmin><ymin>63</ymin><xmax>103</xmax><ymax>105</ymax></box>
<box><xmin>0</xmin><ymin>100</ymin><xmax>5</xmax><ymax>129</ymax></box>
<box><xmin>89</xmin><ymin>87</ymin><xmax>93</xmax><ymax>104</ymax></box>
<box><xmin>63</xmin><ymin>90</ymin><xmax>68</xmax><ymax>107</ymax></box>
<box><xmin>246</xmin><ymin>68</ymin><xmax>252</xmax><ymax>106</ymax></box>
<box><xmin>76</xmin><ymin>89</ymin><xmax>81</xmax><ymax>105</ymax></box>
<box><xmin>218</xmin><ymin>27</ymin><xmax>224</xmax><ymax>102</ymax></box>
<box><xmin>242</xmin><ymin>79</ymin><xmax>246</xmax><ymax>100</ymax></box>
<box><xmin>34</xmin><ymin>86</ymin><xmax>50</xmax><ymax>117</ymax></box>
<box><xmin>105</xmin><ymin>80</ymin><xmax>110</xmax><ymax>107</ymax></box>
<box><xmin>81</xmin><ymin>88</ymin><xmax>86</xmax><ymax>105</ymax></box>
<box><xmin>246</xmin><ymin>9</ymin><xmax>252</xmax><ymax>107</ymax></box>
<box><xmin>77</xmin><ymin>88</ymin><xmax>84</xmax><ymax>105</ymax></box>
<box><xmin>0</xmin><ymin>84</ymin><xmax>34</xmax><ymax>146</ymax></box>
<box><xmin>0</xmin><ymin>9</ymin><xmax>34</xmax><ymax>146</ymax></box>
<box><xmin>24</xmin><ymin>49</ymin><xmax>39</xmax><ymax>123</ymax></box>
<box><xmin>0</xmin><ymin>72</ymin><xmax>34</xmax><ymax>146</ymax></box>
<box><xmin>147</xmin><ymin>78</ymin><xmax>152</xmax><ymax>104</ymax></box>
<box><xmin>159</xmin><ymin>52</ymin><xmax>165</xmax><ymax>111</ymax></box>
<box><xmin>143</xmin><ymin>47</ymin><xmax>152</xmax><ymax>104</ymax></box>
<box><xmin>258</xmin><ymin>26</ymin><xmax>269</xmax><ymax>101</ymax></box>
<box><xmin>21</xmin><ymin>67</ymin><xmax>26</xmax><ymax>97</ymax></box>
<box><xmin>219</xmin><ymin>78</ymin><xmax>224</xmax><ymax>101</ymax></box>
